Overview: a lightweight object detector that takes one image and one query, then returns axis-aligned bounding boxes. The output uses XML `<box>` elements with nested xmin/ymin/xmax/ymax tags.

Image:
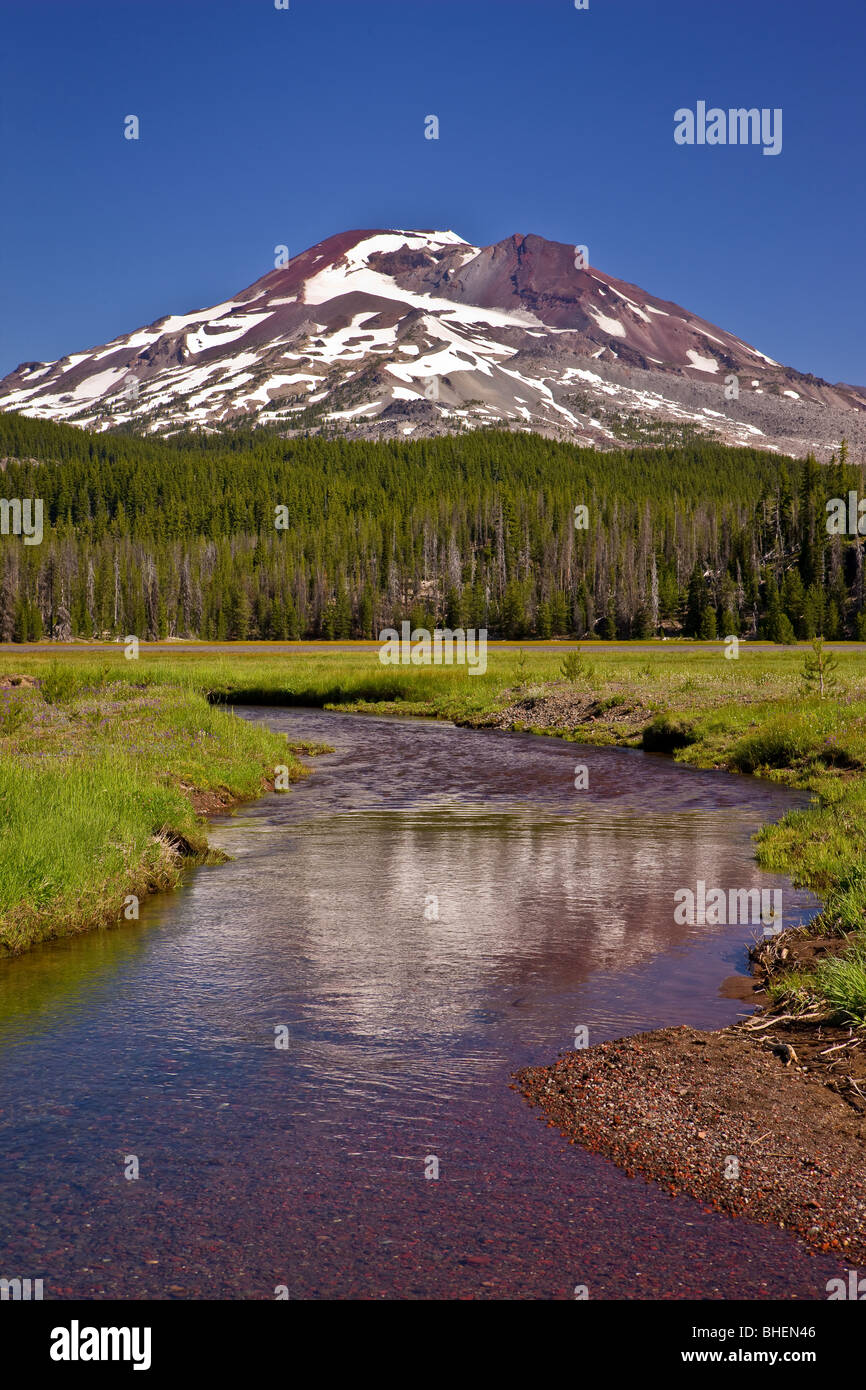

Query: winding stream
<box><xmin>0</xmin><ymin>710</ymin><xmax>846</xmax><ymax>1299</ymax></box>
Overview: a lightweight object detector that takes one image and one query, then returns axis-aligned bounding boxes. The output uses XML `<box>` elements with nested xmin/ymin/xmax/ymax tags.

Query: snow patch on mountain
<box><xmin>686</xmin><ymin>350</ymin><xmax>719</xmax><ymax>373</ymax></box>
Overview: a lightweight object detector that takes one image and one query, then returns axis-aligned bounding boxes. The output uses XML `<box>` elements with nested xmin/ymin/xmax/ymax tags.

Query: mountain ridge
<box><xmin>2</xmin><ymin>227</ymin><xmax>863</xmax><ymax>458</ymax></box>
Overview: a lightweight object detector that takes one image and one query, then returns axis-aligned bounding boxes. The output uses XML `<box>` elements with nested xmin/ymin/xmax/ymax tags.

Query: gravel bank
<box><xmin>516</xmin><ymin>1018</ymin><xmax>866</xmax><ymax>1264</ymax></box>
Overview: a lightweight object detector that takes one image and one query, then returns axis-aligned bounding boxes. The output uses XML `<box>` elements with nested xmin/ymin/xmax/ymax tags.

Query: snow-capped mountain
<box><xmin>2</xmin><ymin>228</ymin><xmax>864</xmax><ymax>457</ymax></box>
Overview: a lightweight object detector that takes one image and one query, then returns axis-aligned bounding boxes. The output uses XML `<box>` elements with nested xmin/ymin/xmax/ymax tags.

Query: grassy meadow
<box><xmin>1</xmin><ymin>639</ymin><xmax>865</xmax><ymax>1023</ymax></box>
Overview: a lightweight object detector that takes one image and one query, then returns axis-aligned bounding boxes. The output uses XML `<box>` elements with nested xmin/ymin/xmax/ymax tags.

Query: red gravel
<box><xmin>516</xmin><ymin>1022</ymin><xmax>866</xmax><ymax>1264</ymax></box>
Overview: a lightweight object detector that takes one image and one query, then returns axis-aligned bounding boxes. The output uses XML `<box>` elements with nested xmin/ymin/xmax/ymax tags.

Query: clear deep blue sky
<box><xmin>1</xmin><ymin>0</ymin><xmax>864</xmax><ymax>383</ymax></box>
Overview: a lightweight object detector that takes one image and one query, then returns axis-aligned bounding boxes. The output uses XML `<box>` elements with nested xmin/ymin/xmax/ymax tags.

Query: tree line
<box><xmin>0</xmin><ymin>412</ymin><xmax>862</xmax><ymax>642</ymax></box>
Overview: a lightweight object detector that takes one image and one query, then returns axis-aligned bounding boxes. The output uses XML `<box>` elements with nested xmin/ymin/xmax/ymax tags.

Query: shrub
<box><xmin>641</xmin><ymin>713</ymin><xmax>696</xmax><ymax>752</ymax></box>
<box><xmin>560</xmin><ymin>648</ymin><xmax>593</xmax><ymax>682</ymax></box>
<box><xmin>41</xmin><ymin>662</ymin><xmax>79</xmax><ymax>706</ymax></box>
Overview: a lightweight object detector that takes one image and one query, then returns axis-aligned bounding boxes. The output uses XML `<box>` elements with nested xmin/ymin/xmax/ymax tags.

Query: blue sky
<box><xmin>1</xmin><ymin>0</ymin><xmax>863</xmax><ymax>383</ymax></box>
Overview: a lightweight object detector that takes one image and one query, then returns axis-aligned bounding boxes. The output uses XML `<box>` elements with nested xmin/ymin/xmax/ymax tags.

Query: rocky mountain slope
<box><xmin>2</xmin><ymin>228</ymin><xmax>863</xmax><ymax>457</ymax></box>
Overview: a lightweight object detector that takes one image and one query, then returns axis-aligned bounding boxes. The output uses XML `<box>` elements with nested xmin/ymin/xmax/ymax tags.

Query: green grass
<box><xmin>0</xmin><ymin>674</ymin><xmax>306</xmax><ymax>954</ymax></box>
<box><xmin>814</xmin><ymin>946</ymin><xmax>866</xmax><ymax>1023</ymax></box>
<box><xmin>2</xmin><ymin>639</ymin><xmax>866</xmax><ymax>1015</ymax></box>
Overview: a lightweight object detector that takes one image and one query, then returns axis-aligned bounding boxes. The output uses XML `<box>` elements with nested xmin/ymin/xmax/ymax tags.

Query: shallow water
<box><xmin>0</xmin><ymin>710</ymin><xmax>845</xmax><ymax>1299</ymax></box>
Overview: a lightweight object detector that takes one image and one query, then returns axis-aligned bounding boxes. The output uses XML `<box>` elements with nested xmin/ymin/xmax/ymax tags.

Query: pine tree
<box><xmin>801</xmin><ymin>638</ymin><xmax>839</xmax><ymax>698</ymax></box>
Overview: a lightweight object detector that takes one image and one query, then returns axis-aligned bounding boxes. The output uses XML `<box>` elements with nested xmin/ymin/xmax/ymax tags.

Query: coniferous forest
<box><xmin>0</xmin><ymin>411</ymin><xmax>863</xmax><ymax>643</ymax></box>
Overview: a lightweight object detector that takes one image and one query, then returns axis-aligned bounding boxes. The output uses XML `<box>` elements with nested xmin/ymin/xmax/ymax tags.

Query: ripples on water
<box><xmin>0</xmin><ymin>710</ymin><xmax>845</xmax><ymax>1298</ymax></box>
